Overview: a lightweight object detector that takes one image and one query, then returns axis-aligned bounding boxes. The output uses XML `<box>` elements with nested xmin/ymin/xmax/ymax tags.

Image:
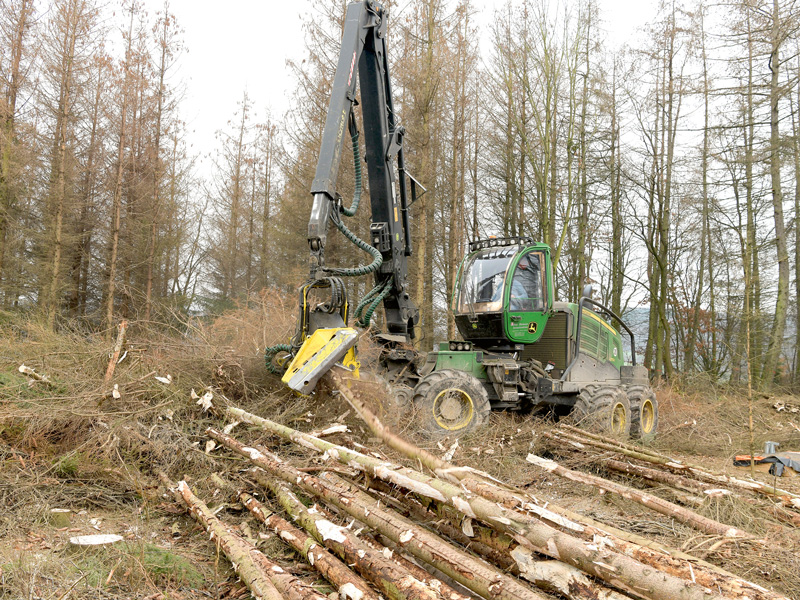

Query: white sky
<box><xmin>144</xmin><ymin>0</ymin><xmax>657</xmax><ymax>166</ymax></box>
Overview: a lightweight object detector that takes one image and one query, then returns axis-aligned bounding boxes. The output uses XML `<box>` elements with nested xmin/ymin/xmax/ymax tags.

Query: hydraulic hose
<box><xmin>264</xmin><ymin>343</ymin><xmax>293</xmax><ymax>374</ymax></box>
<box><xmin>353</xmin><ymin>282</ymin><xmax>385</xmax><ymax>322</ymax></box>
<box><xmin>323</xmin><ymin>213</ymin><xmax>383</xmax><ymax>276</ymax></box>
<box><xmin>322</xmin><ymin>129</ymin><xmax>381</xmax><ymax>277</ymax></box>
<box><xmin>340</xmin><ymin>132</ymin><xmax>361</xmax><ymax>217</ymax></box>
<box><xmin>356</xmin><ymin>279</ymin><xmax>393</xmax><ymax>328</ymax></box>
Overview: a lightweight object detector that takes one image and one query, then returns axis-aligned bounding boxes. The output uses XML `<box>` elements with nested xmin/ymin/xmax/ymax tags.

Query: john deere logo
<box><xmin>528</xmin><ymin>322</ymin><xmax>537</xmax><ymax>334</ymax></box>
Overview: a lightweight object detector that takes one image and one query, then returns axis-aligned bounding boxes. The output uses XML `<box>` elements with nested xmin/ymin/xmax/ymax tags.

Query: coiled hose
<box><xmin>324</xmin><ymin>212</ymin><xmax>382</xmax><ymax>276</ymax></box>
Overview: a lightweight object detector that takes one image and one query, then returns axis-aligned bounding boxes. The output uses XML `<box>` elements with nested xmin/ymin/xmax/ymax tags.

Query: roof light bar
<box><xmin>468</xmin><ymin>236</ymin><xmax>535</xmax><ymax>253</ymax></box>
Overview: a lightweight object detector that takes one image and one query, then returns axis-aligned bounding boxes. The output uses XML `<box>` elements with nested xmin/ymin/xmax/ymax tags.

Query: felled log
<box><xmin>463</xmin><ymin>476</ymin><xmax>790</xmax><ymax>600</ymax></box>
<box><xmin>208</xmin><ymin>430</ymin><xmax>548</xmax><ymax>600</ymax></box>
<box><xmin>240</xmin><ymin>492</ymin><xmax>379</xmax><ymax>600</ymax></box>
<box><xmin>363</xmin><ymin>479</ymin><xmax>631</xmax><ymax>600</ymax></box>
<box><xmin>322</xmin><ymin>374</ymin><xmax>738</xmax><ymax>549</ymax></box>
<box><xmin>602</xmin><ymin>458</ymin><xmax>716</xmax><ymax>496</ymax></box>
<box><xmin>322</xmin><ymin>371</ymin><xmax>469</xmax><ymax>481</ymax></box>
<box><xmin>371</xmin><ymin>484</ymin><xmax>519</xmax><ymax>572</ymax></box>
<box><xmin>561</xmin><ymin>425</ymin><xmax>666</xmax><ymax>459</ymax></box>
<box><xmin>207</xmin><ymin>424</ymin><xmax>738</xmax><ymax>600</ymax></box>
<box><xmin>525</xmin><ymin>453</ymin><xmax>754</xmax><ymax>539</ymax></box>
<box><xmin>547</xmin><ymin>429</ymin><xmax>800</xmax><ymax>509</ymax></box>
<box><xmin>163</xmin><ymin>475</ymin><xmax>325</xmax><ymax>600</ymax></box>
<box><xmin>564</xmin><ymin>446</ymin><xmax>800</xmax><ymax>528</ymax></box>
<box><xmin>252</xmin><ymin>469</ymin><xmax>466</xmax><ymax>600</ymax></box>
<box><xmin>510</xmin><ymin>548</ymin><xmax>631</xmax><ymax>600</ymax></box>
<box><xmin>374</xmin><ymin>461</ymin><xmax>779</xmax><ymax>600</ymax></box>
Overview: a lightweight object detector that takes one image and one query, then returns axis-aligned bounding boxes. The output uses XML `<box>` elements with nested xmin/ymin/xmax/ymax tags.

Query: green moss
<box><xmin>125</xmin><ymin>542</ymin><xmax>205</xmax><ymax>587</ymax></box>
<box><xmin>67</xmin><ymin>542</ymin><xmax>205</xmax><ymax>589</ymax></box>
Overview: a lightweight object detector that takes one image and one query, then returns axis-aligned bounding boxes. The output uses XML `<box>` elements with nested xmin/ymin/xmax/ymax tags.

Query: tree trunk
<box><xmin>0</xmin><ymin>0</ymin><xmax>33</xmax><ymax>302</ymax></box>
<box><xmin>761</xmin><ymin>0</ymin><xmax>789</xmax><ymax>390</ymax></box>
<box><xmin>105</xmin><ymin>7</ymin><xmax>135</xmax><ymax>334</ymax></box>
<box><xmin>793</xmin><ymin>58</ymin><xmax>800</xmax><ymax>386</ymax></box>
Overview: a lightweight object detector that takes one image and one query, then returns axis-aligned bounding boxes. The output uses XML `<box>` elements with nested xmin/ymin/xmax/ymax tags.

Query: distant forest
<box><xmin>1</xmin><ymin>0</ymin><xmax>799</xmax><ymax>390</ymax></box>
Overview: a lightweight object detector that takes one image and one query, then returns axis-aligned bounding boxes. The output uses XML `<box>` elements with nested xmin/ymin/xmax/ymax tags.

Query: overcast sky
<box><xmin>143</xmin><ymin>0</ymin><xmax>657</xmax><ymax>167</ymax></box>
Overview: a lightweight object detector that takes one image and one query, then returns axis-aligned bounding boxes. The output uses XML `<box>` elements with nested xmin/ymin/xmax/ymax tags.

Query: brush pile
<box><xmin>161</xmin><ymin>368</ymin><xmax>800</xmax><ymax>600</ymax></box>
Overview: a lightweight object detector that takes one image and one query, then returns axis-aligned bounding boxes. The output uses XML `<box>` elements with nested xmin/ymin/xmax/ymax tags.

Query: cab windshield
<box><xmin>457</xmin><ymin>247</ymin><xmax>518</xmax><ymax>314</ymax></box>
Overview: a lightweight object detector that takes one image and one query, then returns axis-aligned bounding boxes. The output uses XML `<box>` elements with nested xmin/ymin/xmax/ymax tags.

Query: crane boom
<box><xmin>307</xmin><ymin>0</ymin><xmax>419</xmax><ymax>339</ymax></box>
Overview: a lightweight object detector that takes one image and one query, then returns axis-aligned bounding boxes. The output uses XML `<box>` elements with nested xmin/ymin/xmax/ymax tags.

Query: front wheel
<box><xmin>391</xmin><ymin>384</ymin><xmax>414</xmax><ymax>408</ymax></box>
<box><xmin>572</xmin><ymin>385</ymin><xmax>631</xmax><ymax>437</ymax></box>
<box><xmin>412</xmin><ymin>369</ymin><xmax>491</xmax><ymax>437</ymax></box>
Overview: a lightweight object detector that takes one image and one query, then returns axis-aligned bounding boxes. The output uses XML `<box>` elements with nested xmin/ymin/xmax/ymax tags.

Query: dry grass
<box><xmin>0</xmin><ymin>293</ymin><xmax>299</xmax><ymax>599</ymax></box>
<box><xmin>3</xmin><ymin>299</ymin><xmax>800</xmax><ymax>599</ymax></box>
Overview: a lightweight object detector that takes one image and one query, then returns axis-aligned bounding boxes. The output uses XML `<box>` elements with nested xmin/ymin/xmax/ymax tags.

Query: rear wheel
<box><xmin>413</xmin><ymin>369</ymin><xmax>491</xmax><ymax>437</ymax></box>
<box><xmin>572</xmin><ymin>385</ymin><xmax>631</xmax><ymax>437</ymax></box>
<box><xmin>627</xmin><ymin>385</ymin><xmax>658</xmax><ymax>440</ymax></box>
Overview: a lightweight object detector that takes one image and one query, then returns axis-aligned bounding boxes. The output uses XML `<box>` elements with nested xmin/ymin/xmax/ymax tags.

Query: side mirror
<box><xmin>582</xmin><ymin>284</ymin><xmax>593</xmax><ymax>299</ymax></box>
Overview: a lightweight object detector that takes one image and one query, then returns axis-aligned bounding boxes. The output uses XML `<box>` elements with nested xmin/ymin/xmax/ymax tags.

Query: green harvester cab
<box><xmin>410</xmin><ymin>236</ymin><xmax>657</xmax><ymax>439</ymax></box>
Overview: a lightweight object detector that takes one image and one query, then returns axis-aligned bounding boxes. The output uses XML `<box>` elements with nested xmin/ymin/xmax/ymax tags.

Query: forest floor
<box><xmin>2</xmin><ymin>298</ymin><xmax>800</xmax><ymax>600</ymax></box>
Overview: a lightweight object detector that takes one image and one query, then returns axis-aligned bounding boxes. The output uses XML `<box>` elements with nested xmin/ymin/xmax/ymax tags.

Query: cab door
<box><xmin>504</xmin><ymin>249</ymin><xmax>550</xmax><ymax>344</ymax></box>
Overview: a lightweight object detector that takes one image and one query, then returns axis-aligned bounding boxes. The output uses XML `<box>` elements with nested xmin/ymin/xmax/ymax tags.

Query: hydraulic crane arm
<box><xmin>307</xmin><ymin>0</ymin><xmax>419</xmax><ymax>340</ymax></box>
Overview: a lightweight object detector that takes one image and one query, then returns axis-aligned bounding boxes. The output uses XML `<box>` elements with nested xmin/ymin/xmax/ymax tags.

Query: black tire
<box><xmin>412</xmin><ymin>369</ymin><xmax>491</xmax><ymax>437</ymax></box>
<box><xmin>627</xmin><ymin>385</ymin><xmax>658</xmax><ymax>440</ymax></box>
<box><xmin>391</xmin><ymin>384</ymin><xmax>414</xmax><ymax>408</ymax></box>
<box><xmin>572</xmin><ymin>385</ymin><xmax>631</xmax><ymax>437</ymax></box>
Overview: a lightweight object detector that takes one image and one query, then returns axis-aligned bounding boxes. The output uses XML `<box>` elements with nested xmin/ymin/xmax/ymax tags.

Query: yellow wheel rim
<box><xmin>432</xmin><ymin>388</ymin><xmax>474</xmax><ymax>431</ymax></box>
<box><xmin>640</xmin><ymin>398</ymin><xmax>655</xmax><ymax>434</ymax></box>
<box><xmin>611</xmin><ymin>402</ymin><xmax>627</xmax><ymax>435</ymax></box>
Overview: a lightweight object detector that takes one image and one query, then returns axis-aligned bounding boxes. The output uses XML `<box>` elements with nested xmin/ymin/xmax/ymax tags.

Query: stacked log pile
<box><xmin>161</xmin><ymin>371</ymin><xmax>796</xmax><ymax>600</ymax></box>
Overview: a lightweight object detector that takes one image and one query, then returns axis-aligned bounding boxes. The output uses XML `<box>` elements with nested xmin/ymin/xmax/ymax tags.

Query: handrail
<box><xmin>560</xmin><ymin>297</ymin><xmax>636</xmax><ymax>382</ymax></box>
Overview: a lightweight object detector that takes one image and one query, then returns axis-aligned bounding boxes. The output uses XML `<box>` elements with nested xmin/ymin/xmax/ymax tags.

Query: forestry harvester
<box><xmin>266</xmin><ymin>0</ymin><xmax>657</xmax><ymax>439</ymax></box>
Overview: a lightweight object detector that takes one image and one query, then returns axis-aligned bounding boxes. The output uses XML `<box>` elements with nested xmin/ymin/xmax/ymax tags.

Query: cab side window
<box><xmin>509</xmin><ymin>253</ymin><xmax>544</xmax><ymax>311</ymax></box>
